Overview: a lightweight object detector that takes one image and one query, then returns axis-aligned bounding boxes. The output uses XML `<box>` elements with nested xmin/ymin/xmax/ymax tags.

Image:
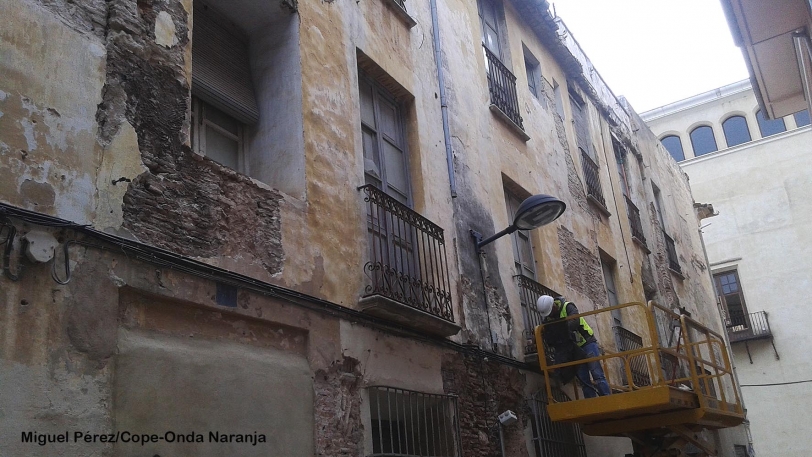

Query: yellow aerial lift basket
<box><xmin>534</xmin><ymin>301</ymin><xmax>744</xmax><ymax>447</ymax></box>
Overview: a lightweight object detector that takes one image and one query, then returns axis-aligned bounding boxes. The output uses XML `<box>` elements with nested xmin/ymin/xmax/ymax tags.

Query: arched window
<box><xmin>756</xmin><ymin>110</ymin><xmax>786</xmax><ymax>137</ymax></box>
<box><xmin>722</xmin><ymin>115</ymin><xmax>751</xmax><ymax>147</ymax></box>
<box><xmin>660</xmin><ymin>135</ymin><xmax>685</xmax><ymax>162</ymax></box>
<box><xmin>794</xmin><ymin>109</ymin><xmax>810</xmax><ymax>127</ymax></box>
<box><xmin>690</xmin><ymin>126</ymin><xmax>718</xmax><ymax>156</ymax></box>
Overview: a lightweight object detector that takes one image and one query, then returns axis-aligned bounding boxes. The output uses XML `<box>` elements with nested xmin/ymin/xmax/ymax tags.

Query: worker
<box><xmin>537</xmin><ymin>295</ymin><xmax>611</xmax><ymax>398</ymax></box>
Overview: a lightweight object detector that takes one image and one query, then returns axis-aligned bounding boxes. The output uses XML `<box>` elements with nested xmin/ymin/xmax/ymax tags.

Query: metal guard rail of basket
<box><xmin>534</xmin><ymin>301</ymin><xmax>743</xmax><ymax>417</ymax></box>
<box><xmin>360</xmin><ymin>184</ymin><xmax>454</xmax><ymax>322</ymax></box>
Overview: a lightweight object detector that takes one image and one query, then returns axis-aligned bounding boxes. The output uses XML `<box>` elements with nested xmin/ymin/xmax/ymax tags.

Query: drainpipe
<box><xmin>429</xmin><ymin>0</ymin><xmax>457</xmax><ymax>198</ymax></box>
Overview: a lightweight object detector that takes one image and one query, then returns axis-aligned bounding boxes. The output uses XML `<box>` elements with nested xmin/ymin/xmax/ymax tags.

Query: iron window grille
<box><xmin>662</xmin><ymin>230</ymin><xmax>681</xmax><ymax>273</ymax></box>
<box><xmin>367</xmin><ymin>386</ymin><xmax>461</xmax><ymax>457</ymax></box>
<box><xmin>580</xmin><ymin>148</ymin><xmax>605</xmax><ymax>207</ymax></box>
<box><xmin>625</xmin><ymin>196</ymin><xmax>647</xmax><ymax>246</ymax></box>
<box><xmin>483</xmin><ymin>44</ymin><xmax>524</xmax><ymax>130</ymax></box>
<box><xmin>360</xmin><ymin>184</ymin><xmax>454</xmax><ymax>323</ymax></box>
<box><xmin>515</xmin><ymin>275</ymin><xmax>560</xmax><ymax>355</ymax></box>
<box><xmin>526</xmin><ymin>389</ymin><xmax>587</xmax><ymax>457</ymax></box>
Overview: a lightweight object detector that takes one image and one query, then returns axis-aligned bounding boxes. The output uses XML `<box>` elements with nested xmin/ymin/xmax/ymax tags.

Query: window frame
<box><xmin>722</xmin><ymin>115</ymin><xmax>752</xmax><ymax>148</ymax></box>
<box><xmin>793</xmin><ymin>109</ymin><xmax>810</xmax><ymax>128</ymax></box>
<box><xmin>478</xmin><ymin>0</ymin><xmax>504</xmax><ymax>61</ymax></box>
<box><xmin>660</xmin><ymin>135</ymin><xmax>685</xmax><ymax>162</ymax></box>
<box><xmin>527</xmin><ymin>389</ymin><xmax>587</xmax><ymax>457</ymax></box>
<box><xmin>191</xmin><ymin>95</ymin><xmax>246</xmax><ymax>172</ymax></box>
<box><xmin>756</xmin><ymin>109</ymin><xmax>786</xmax><ymax>138</ymax></box>
<box><xmin>689</xmin><ymin>125</ymin><xmax>718</xmax><ymax>157</ymax></box>
<box><xmin>505</xmin><ymin>188</ymin><xmax>536</xmax><ymax>279</ymax></box>
<box><xmin>359</xmin><ymin>71</ymin><xmax>412</xmax><ymax>207</ymax></box>
<box><xmin>366</xmin><ymin>386</ymin><xmax>461</xmax><ymax>457</ymax></box>
<box><xmin>523</xmin><ymin>46</ymin><xmax>541</xmax><ymax>100</ymax></box>
<box><xmin>713</xmin><ymin>269</ymin><xmax>751</xmax><ymax>330</ymax></box>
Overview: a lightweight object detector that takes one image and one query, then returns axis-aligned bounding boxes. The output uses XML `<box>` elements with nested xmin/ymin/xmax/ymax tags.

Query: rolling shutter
<box><xmin>192</xmin><ymin>4</ymin><xmax>259</xmax><ymax>124</ymax></box>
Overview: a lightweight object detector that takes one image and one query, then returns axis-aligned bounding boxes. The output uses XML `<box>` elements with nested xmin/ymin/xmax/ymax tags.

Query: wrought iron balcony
<box><xmin>515</xmin><ymin>274</ymin><xmax>560</xmax><ymax>355</ymax></box>
<box><xmin>358</xmin><ymin>185</ymin><xmax>458</xmax><ymax>336</ymax></box>
<box><xmin>625</xmin><ymin>196</ymin><xmax>647</xmax><ymax>246</ymax></box>
<box><xmin>662</xmin><ymin>230</ymin><xmax>681</xmax><ymax>274</ymax></box>
<box><xmin>727</xmin><ymin>311</ymin><xmax>772</xmax><ymax>343</ymax></box>
<box><xmin>392</xmin><ymin>0</ymin><xmax>406</xmax><ymax>8</ymax></box>
<box><xmin>613</xmin><ymin>325</ymin><xmax>651</xmax><ymax>387</ymax></box>
<box><xmin>580</xmin><ymin>149</ymin><xmax>606</xmax><ymax>207</ymax></box>
<box><xmin>483</xmin><ymin>44</ymin><xmax>524</xmax><ymax>130</ymax></box>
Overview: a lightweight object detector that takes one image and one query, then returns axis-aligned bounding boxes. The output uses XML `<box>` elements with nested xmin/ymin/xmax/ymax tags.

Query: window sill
<box><xmin>632</xmin><ymin>236</ymin><xmax>651</xmax><ymax>254</ymax></box>
<box><xmin>587</xmin><ymin>195</ymin><xmax>611</xmax><ymax>217</ymax></box>
<box><xmin>489</xmin><ymin>104</ymin><xmax>531</xmax><ymax>142</ymax></box>
<box><xmin>382</xmin><ymin>0</ymin><xmax>417</xmax><ymax>28</ymax></box>
<box><xmin>669</xmin><ymin>267</ymin><xmax>685</xmax><ymax>280</ymax></box>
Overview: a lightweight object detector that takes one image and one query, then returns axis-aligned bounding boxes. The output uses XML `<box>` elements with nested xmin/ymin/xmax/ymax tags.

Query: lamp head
<box><xmin>513</xmin><ymin>194</ymin><xmax>566</xmax><ymax>231</ymax></box>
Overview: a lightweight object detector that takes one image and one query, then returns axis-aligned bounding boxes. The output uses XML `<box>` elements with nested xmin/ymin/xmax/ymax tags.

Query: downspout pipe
<box><xmin>429</xmin><ymin>0</ymin><xmax>457</xmax><ymax>198</ymax></box>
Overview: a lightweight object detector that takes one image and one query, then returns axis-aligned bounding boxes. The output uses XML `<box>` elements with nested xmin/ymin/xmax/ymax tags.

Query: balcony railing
<box><xmin>360</xmin><ymin>185</ymin><xmax>454</xmax><ymax>323</ymax></box>
<box><xmin>580</xmin><ymin>149</ymin><xmax>606</xmax><ymax>207</ymax></box>
<box><xmin>515</xmin><ymin>275</ymin><xmax>560</xmax><ymax>355</ymax></box>
<box><xmin>613</xmin><ymin>325</ymin><xmax>651</xmax><ymax>387</ymax></box>
<box><xmin>483</xmin><ymin>44</ymin><xmax>524</xmax><ymax>130</ymax></box>
<box><xmin>662</xmin><ymin>230</ymin><xmax>681</xmax><ymax>273</ymax></box>
<box><xmin>392</xmin><ymin>0</ymin><xmax>406</xmax><ymax>9</ymax></box>
<box><xmin>727</xmin><ymin>311</ymin><xmax>772</xmax><ymax>343</ymax></box>
<box><xmin>625</xmin><ymin>196</ymin><xmax>646</xmax><ymax>246</ymax></box>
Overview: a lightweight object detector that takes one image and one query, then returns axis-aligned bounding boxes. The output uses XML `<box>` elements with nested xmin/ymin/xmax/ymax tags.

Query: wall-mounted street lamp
<box><xmin>470</xmin><ymin>194</ymin><xmax>566</xmax><ymax>250</ymax></box>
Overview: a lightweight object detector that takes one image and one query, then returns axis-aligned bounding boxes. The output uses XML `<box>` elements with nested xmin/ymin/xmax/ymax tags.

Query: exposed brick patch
<box><xmin>314</xmin><ymin>357</ymin><xmax>363</xmax><ymax>457</ymax></box>
<box><xmin>442</xmin><ymin>353</ymin><xmax>529</xmax><ymax>457</ymax></box>
<box><xmin>95</xmin><ymin>0</ymin><xmax>284</xmax><ymax>274</ymax></box>
<box><xmin>557</xmin><ymin>226</ymin><xmax>606</xmax><ymax>306</ymax></box>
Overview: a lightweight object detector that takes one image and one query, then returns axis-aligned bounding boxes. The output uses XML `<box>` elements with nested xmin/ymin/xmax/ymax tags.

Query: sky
<box><xmin>549</xmin><ymin>0</ymin><xmax>750</xmax><ymax>113</ymax></box>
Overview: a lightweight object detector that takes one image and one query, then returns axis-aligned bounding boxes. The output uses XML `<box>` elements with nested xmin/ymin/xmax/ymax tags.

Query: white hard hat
<box><xmin>537</xmin><ymin>295</ymin><xmax>554</xmax><ymax>317</ymax></box>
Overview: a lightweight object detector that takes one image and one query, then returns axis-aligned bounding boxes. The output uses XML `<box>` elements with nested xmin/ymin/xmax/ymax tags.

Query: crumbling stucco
<box><xmin>314</xmin><ymin>357</ymin><xmax>363</xmax><ymax>457</ymax></box>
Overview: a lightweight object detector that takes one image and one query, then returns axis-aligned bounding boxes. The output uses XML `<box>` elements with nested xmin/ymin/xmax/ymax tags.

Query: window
<box><xmin>478</xmin><ymin>0</ymin><xmax>503</xmax><ymax>59</ymax></box>
<box><xmin>570</xmin><ymin>91</ymin><xmax>593</xmax><ymax>159</ymax></box>
<box><xmin>714</xmin><ymin>270</ymin><xmax>750</xmax><ymax>330</ymax></box>
<box><xmin>523</xmin><ymin>46</ymin><xmax>541</xmax><ymax>99</ymax></box>
<box><xmin>722</xmin><ymin>115</ymin><xmax>752</xmax><ymax>147</ymax></box>
<box><xmin>191</xmin><ymin>2</ymin><xmax>259</xmax><ymax>171</ymax></box>
<box><xmin>360</xmin><ymin>72</ymin><xmax>410</xmax><ymax>205</ymax></box>
<box><xmin>552</xmin><ymin>79</ymin><xmax>565</xmax><ymax>119</ymax></box>
<box><xmin>756</xmin><ymin>109</ymin><xmax>786</xmax><ymax>137</ymax></box>
<box><xmin>505</xmin><ymin>189</ymin><xmax>536</xmax><ymax>279</ymax></box>
<box><xmin>191</xmin><ymin>97</ymin><xmax>244</xmax><ymax>170</ymax></box>
<box><xmin>660</xmin><ymin>135</ymin><xmax>685</xmax><ymax>162</ymax></box>
<box><xmin>689</xmin><ymin>125</ymin><xmax>718</xmax><ymax>156</ymax></box>
<box><xmin>527</xmin><ymin>390</ymin><xmax>587</xmax><ymax>457</ymax></box>
<box><xmin>614</xmin><ymin>141</ymin><xmax>630</xmax><ymax>197</ymax></box>
<box><xmin>734</xmin><ymin>444</ymin><xmax>749</xmax><ymax>457</ymax></box>
<box><xmin>367</xmin><ymin>387</ymin><xmax>460</xmax><ymax>457</ymax></box>
<box><xmin>793</xmin><ymin>109</ymin><xmax>810</xmax><ymax>127</ymax></box>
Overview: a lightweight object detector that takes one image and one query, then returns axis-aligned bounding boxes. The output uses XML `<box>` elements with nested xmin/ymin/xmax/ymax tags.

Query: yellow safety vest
<box><xmin>559</xmin><ymin>301</ymin><xmax>594</xmax><ymax>347</ymax></box>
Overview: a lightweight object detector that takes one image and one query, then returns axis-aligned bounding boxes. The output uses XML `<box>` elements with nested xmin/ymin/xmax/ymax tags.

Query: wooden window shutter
<box><xmin>192</xmin><ymin>4</ymin><xmax>259</xmax><ymax>124</ymax></box>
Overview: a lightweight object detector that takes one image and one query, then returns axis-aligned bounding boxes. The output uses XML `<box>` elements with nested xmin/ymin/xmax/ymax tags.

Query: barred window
<box><xmin>367</xmin><ymin>387</ymin><xmax>460</xmax><ymax>457</ymax></box>
<box><xmin>527</xmin><ymin>390</ymin><xmax>587</xmax><ymax>457</ymax></box>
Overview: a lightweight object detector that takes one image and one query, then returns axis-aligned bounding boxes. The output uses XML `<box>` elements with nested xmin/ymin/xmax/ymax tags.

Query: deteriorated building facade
<box><xmin>0</xmin><ymin>0</ymin><xmax>745</xmax><ymax>455</ymax></box>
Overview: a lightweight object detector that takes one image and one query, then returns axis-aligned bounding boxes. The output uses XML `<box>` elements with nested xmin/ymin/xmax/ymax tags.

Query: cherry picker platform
<box><xmin>534</xmin><ymin>301</ymin><xmax>745</xmax><ymax>456</ymax></box>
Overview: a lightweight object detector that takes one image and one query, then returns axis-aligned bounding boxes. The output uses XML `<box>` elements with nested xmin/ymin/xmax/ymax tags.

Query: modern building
<box><xmin>642</xmin><ymin>80</ymin><xmax>812</xmax><ymax>457</ymax></box>
<box><xmin>1</xmin><ymin>0</ymin><xmax>747</xmax><ymax>456</ymax></box>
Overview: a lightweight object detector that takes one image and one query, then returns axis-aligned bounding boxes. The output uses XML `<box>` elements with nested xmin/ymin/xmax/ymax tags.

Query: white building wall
<box><xmin>643</xmin><ymin>82</ymin><xmax>812</xmax><ymax>457</ymax></box>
